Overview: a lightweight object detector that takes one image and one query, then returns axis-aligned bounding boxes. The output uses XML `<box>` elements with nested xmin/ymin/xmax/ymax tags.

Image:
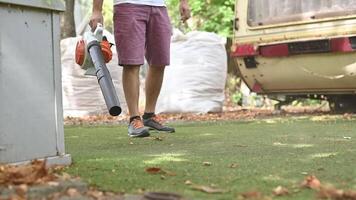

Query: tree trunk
<box><xmin>61</xmin><ymin>0</ymin><xmax>76</xmax><ymax>39</ymax></box>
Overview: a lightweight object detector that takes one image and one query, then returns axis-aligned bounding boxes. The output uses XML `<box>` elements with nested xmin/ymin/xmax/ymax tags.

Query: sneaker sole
<box><xmin>128</xmin><ymin>131</ymin><xmax>150</xmax><ymax>138</ymax></box>
<box><xmin>148</xmin><ymin>128</ymin><xmax>175</xmax><ymax>133</ymax></box>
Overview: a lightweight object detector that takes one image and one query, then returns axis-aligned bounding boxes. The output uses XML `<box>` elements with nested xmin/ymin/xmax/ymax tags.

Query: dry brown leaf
<box><xmin>87</xmin><ymin>189</ymin><xmax>104</xmax><ymax>199</ymax></box>
<box><xmin>145</xmin><ymin>167</ymin><xmax>176</xmax><ymax>176</ymax></box>
<box><xmin>318</xmin><ymin>187</ymin><xmax>356</xmax><ymax>200</ymax></box>
<box><xmin>191</xmin><ymin>184</ymin><xmax>226</xmax><ymax>194</ymax></box>
<box><xmin>240</xmin><ymin>191</ymin><xmax>262</xmax><ymax>199</ymax></box>
<box><xmin>184</xmin><ymin>180</ymin><xmax>192</xmax><ymax>185</ymax></box>
<box><xmin>272</xmin><ymin>186</ymin><xmax>289</xmax><ymax>196</ymax></box>
<box><xmin>343</xmin><ymin>190</ymin><xmax>356</xmax><ymax>200</ymax></box>
<box><xmin>67</xmin><ymin>188</ymin><xmax>80</xmax><ymax>197</ymax></box>
<box><xmin>47</xmin><ymin>181</ymin><xmax>60</xmax><ymax>186</ymax></box>
<box><xmin>9</xmin><ymin>194</ymin><xmax>25</xmax><ymax>200</ymax></box>
<box><xmin>145</xmin><ymin>167</ymin><xmax>162</xmax><ymax>174</ymax></box>
<box><xmin>15</xmin><ymin>184</ymin><xmax>28</xmax><ymax>198</ymax></box>
<box><xmin>301</xmin><ymin>175</ymin><xmax>321</xmax><ymax>190</ymax></box>
<box><xmin>60</xmin><ymin>172</ymin><xmax>72</xmax><ymax>180</ymax></box>
<box><xmin>229</xmin><ymin>163</ymin><xmax>239</xmax><ymax>168</ymax></box>
<box><xmin>0</xmin><ymin>160</ymin><xmax>55</xmax><ymax>186</ymax></box>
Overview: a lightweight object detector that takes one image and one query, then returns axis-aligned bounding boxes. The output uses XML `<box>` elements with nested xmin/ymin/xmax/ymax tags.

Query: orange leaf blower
<box><xmin>75</xmin><ymin>24</ymin><xmax>121</xmax><ymax>116</ymax></box>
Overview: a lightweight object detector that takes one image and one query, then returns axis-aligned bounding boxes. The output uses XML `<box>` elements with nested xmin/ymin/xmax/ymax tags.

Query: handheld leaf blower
<box><xmin>75</xmin><ymin>24</ymin><xmax>122</xmax><ymax>116</ymax></box>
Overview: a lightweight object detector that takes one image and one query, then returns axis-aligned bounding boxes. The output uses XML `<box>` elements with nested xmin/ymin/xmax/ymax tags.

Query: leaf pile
<box><xmin>0</xmin><ymin>160</ymin><xmax>55</xmax><ymax>186</ymax></box>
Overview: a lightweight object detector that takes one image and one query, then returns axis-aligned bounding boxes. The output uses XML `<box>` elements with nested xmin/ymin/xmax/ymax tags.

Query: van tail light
<box><xmin>231</xmin><ymin>37</ymin><xmax>356</xmax><ymax>59</ymax></box>
<box><xmin>260</xmin><ymin>44</ymin><xmax>289</xmax><ymax>57</ymax></box>
<box><xmin>231</xmin><ymin>44</ymin><xmax>259</xmax><ymax>57</ymax></box>
<box><xmin>330</xmin><ymin>38</ymin><xmax>353</xmax><ymax>52</ymax></box>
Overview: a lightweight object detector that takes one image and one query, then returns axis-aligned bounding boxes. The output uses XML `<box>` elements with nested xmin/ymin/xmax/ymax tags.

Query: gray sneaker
<box><xmin>143</xmin><ymin>115</ymin><xmax>175</xmax><ymax>133</ymax></box>
<box><xmin>128</xmin><ymin>118</ymin><xmax>150</xmax><ymax>137</ymax></box>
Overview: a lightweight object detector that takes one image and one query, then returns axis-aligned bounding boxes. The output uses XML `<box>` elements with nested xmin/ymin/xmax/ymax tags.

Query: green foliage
<box><xmin>77</xmin><ymin>0</ymin><xmax>114</xmax><ymax>32</ymax></box>
<box><xmin>102</xmin><ymin>1</ymin><xmax>114</xmax><ymax>32</ymax></box>
<box><xmin>226</xmin><ymin>75</ymin><xmax>242</xmax><ymax>105</ymax></box>
<box><xmin>167</xmin><ymin>0</ymin><xmax>235</xmax><ymax>37</ymax></box>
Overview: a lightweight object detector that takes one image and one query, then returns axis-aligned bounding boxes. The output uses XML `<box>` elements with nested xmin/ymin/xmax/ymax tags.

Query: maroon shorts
<box><xmin>113</xmin><ymin>4</ymin><xmax>172</xmax><ymax>66</ymax></box>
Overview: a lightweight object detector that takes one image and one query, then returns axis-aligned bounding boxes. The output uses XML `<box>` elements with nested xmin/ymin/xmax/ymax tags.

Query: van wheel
<box><xmin>329</xmin><ymin>95</ymin><xmax>356</xmax><ymax>113</ymax></box>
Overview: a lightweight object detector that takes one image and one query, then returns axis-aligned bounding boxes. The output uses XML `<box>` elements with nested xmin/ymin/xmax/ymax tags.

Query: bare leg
<box><xmin>122</xmin><ymin>65</ymin><xmax>141</xmax><ymax>117</ymax></box>
<box><xmin>145</xmin><ymin>66</ymin><xmax>165</xmax><ymax>113</ymax></box>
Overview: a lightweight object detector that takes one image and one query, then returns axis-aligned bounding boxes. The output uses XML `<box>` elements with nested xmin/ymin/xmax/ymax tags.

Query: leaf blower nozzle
<box><xmin>87</xmin><ymin>41</ymin><xmax>121</xmax><ymax>116</ymax></box>
<box><xmin>75</xmin><ymin>24</ymin><xmax>122</xmax><ymax>116</ymax></box>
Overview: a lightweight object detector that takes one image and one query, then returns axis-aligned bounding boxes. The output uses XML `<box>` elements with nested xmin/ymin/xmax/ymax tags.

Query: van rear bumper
<box><xmin>233</xmin><ymin>51</ymin><xmax>356</xmax><ymax>95</ymax></box>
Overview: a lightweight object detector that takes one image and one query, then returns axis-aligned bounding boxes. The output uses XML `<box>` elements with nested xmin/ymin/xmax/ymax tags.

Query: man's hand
<box><xmin>89</xmin><ymin>0</ymin><xmax>104</xmax><ymax>31</ymax></box>
<box><xmin>89</xmin><ymin>12</ymin><xmax>104</xmax><ymax>31</ymax></box>
<box><xmin>179</xmin><ymin>0</ymin><xmax>191</xmax><ymax>23</ymax></box>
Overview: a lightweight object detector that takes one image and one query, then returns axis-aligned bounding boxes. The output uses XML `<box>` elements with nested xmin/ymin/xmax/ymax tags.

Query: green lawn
<box><xmin>64</xmin><ymin>116</ymin><xmax>356</xmax><ymax>200</ymax></box>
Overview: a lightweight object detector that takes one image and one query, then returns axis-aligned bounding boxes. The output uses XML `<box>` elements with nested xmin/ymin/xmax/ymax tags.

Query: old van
<box><xmin>232</xmin><ymin>0</ymin><xmax>356</xmax><ymax>111</ymax></box>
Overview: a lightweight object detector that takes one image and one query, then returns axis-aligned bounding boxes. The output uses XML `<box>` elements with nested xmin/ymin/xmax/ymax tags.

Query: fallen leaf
<box><xmin>137</xmin><ymin>188</ymin><xmax>146</xmax><ymax>194</ymax></box>
<box><xmin>184</xmin><ymin>180</ymin><xmax>192</xmax><ymax>185</ymax></box>
<box><xmin>203</xmin><ymin>162</ymin><xmax>212</xmax><ymax>166</ymax></box>
<box><xmin>318</xmin><ymin>187</ymin><xmax>344</xmax><ymax>199</ymax></box>
<box><xmin>229</xmin><ymin>163</ymin><xmax>239</xmax><ymax>168</ymax></box>
<box><xmin>145</xmin><ymin>167</ymin><xmax>162</xmax><ymax>174</ymax></box>
<box><xmin>301</xmin><ymin>175</ymin><xmax>321</xmax><ymax>190</ymax></box>
<box><xmin>145</xmin><ymin>167</ymin><xmax>176</xmax><ymax>176</ymax></box>
<box><xmin>318</xmin><ymin>187</ymin><xmax>356</xmax><ymax>200</ymax></box>
<box><xmin>153</xmin><ymin>137</ymin><xmax>163</xmax><ymax>141</ymax></box>
<box><xmin>240</xmin><ymin>191</ymin><xmax>262</xmax><ymax>199</ymax></box>
<box><xmin>60</xmin><ymin>172</ymin><xmax>72</xmax><ymax>180</ymax></box>
<box><xmin>343</xmin><ymin>190</ymin><xmax>356</xmax><ymax>199</ymax></box>
<box><xmin>67</xmin><ymin>188</ymin><xmax>80</xmax><ymax>197</ymax></box>
<box><xmin>87</xmin><ymin>189</ymin><xmax>104</xmax><ymax>199</ymax></box>
<box><xmin>15</xmin><ymin>184</ymin><xmax>28</xmax><ymax>198</ymax></box>
<box><xmin>0</xmin><ymin>160</ymin><xmax>54</xmax><ymax>186</ymax></box>
<box><xmin>273</xmin><ymin>186</ymin><xmax>289</xmax><ymax>196</ymax></box>
<box><xmin>191</xmin><ymin>185</ymin><xmax>226</xmax><ymax>194</ymax></box>
<box><xmin>47</xmin><ymin>181</ymin><xmax>60</xmax><ymax>186</ymax></box>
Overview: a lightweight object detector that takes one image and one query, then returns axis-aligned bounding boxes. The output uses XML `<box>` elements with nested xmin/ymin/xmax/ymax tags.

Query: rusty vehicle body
<box><xmin>232</xmin><ymin>0</ymin><xmax>356</xmax><ymax>111</ymax></box>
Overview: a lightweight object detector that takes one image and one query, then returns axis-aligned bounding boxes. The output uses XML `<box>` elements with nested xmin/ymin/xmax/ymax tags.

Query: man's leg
<box><xmin>122</xmin><ymin>65</ymin><xmax>150</xmax><ymax>137</ymax></box>
<box><xmin>143</xmin><ymin>65</ymin><xmax>175</xmax><ymax>133</ymax></box>
<box><xmin>142</xmin><ymin>6</ymin><xmax>174</xmax><ymax>132</ymax></box>
<box><xmin>123</xmin><ymin>65</ymin><xmax>141</xmax><ymax>117</ymax></box>
<box><xmin>113</xmin><ymin>4</ymin><xmax>150</xmax><ymax>137</ymax></box>
<box><xmin>144</xmin><ymin>66</ymin><xmax>165</xmax><ymax>113</ymax></box>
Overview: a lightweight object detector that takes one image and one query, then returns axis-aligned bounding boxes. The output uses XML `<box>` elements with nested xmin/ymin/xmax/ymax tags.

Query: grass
<box><xmin>64</xmin><ymin>116</ymin><xmax>356</xmax><ymax>200</ymax></box>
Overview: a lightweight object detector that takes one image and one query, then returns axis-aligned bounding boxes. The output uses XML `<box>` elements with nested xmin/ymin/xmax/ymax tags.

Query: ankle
<box><xmin>142</xmin><ymin>112</ymin><xmax>155</xmax><ymax>119</ymax></box>
<box><xmin>129</xmin><ymin>116</ymin><xmax>141</xmax><ymax>123</ymax></box>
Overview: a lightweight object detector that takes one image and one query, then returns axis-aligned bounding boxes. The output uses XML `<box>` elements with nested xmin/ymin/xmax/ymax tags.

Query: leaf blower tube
<box><xmin>86</xmin><ymin>41</ymin><xmax>122</xmax><ymax>116</ymax></box>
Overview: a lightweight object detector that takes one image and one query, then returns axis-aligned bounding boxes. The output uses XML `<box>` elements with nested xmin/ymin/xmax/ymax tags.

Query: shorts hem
<box><xmin>119</xmin><ymin>59</ymin><xmax>144</xmax><ymax>66</ymax></box>
<box><xmin>148</xmin><ymin>63</ymin><xmax>170</xmax><ymax>67</ymax></box>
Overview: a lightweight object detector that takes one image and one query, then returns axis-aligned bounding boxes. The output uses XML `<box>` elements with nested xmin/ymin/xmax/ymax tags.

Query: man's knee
<box><xmin>123</xmin><ymin>65</ymin><xmax>140</xmax><ymax>74</ymax></box>
<box><xmin>149</xmin><ymin>65</ymin><xmax>166</xmax><ymax>72</ymax></box>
